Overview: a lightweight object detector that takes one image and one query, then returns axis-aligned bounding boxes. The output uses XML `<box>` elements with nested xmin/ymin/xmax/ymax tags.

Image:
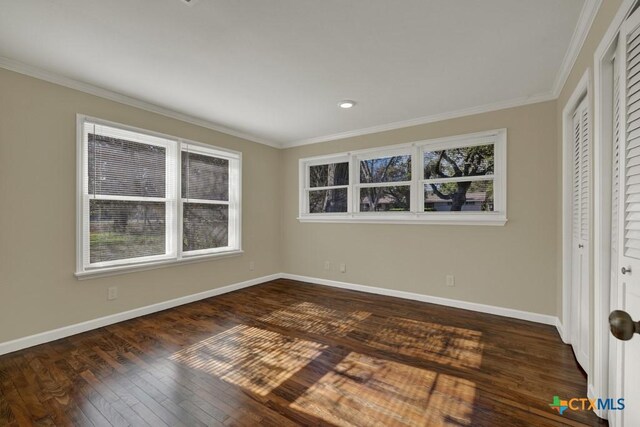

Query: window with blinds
<box><xmin>181</xmin><ymin>146</ymin><xmax>234</xmax><ymax>253</ymax></box>
<box><xmin>77</xmin><ymin>117</ymin><xmax>241</xmax><ymax>277</ymax></box>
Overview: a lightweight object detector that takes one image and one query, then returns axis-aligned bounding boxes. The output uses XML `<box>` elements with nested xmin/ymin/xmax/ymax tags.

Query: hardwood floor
<box><xmin>0</xmin><ymin>279</ymin><xmax>606</xmax><ymax>426</ymax></box>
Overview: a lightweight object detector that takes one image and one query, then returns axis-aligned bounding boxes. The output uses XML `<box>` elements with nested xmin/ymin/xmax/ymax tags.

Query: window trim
<box><xmin>297</xmin><ymin>129</ymin><xmax>507</xmax><ymax>225</ymax></box>
<box><xmin>75</xmin><ymin>114</ymin><xmax>242</xmax><ymax>279</ymax></box>
<box><xmin>301</xmin><ymin>154</ymin><xmax>351</xmax><ymax>216</ymax></box>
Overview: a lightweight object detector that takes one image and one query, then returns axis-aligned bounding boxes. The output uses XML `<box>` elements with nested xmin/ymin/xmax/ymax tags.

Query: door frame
<box><xmin>592</xmin><ymin>0</ymin><xmax>638</xmax><ymax>422</ymax></box>
<box><xmin>561</xmin><ymin>70</ymin><xmax>590</xmax><ymax>350</ymax></box>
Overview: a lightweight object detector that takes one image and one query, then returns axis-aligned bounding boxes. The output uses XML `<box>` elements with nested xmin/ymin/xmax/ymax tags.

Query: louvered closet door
<box><xmin>615</xmin><ymin>10</ymin><xmax>640</xmax><ymax>424</ymax></box>
<box><xmin>570</xmin><ymin>96</ymin><xmax>590</xmax><ymax>373</ymax></box>
<box><xmin>610</xmin><ymin>51</ymin><xmax>625</xmax><ymax>427</ymax></box>
<box><xmin>612</xmin><ymin>53</ymin><xmax>622</xmax><ymax>325</ymax></box>
<box><xmin>613</xmin><ymin>54</ymin><xmax>621</xmax><ymax>267</ymax></box>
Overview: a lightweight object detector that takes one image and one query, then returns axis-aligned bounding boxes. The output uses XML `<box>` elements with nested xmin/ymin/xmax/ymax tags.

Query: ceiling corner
<box><xmin>552</xmin><ymin>0</ymin><xmax>603</xmax><ymax>97</ymax></box>
<box><xmin>0</xmin><ymin>56</ymin><xmax>282</xmax><ymax>149</ymax></box>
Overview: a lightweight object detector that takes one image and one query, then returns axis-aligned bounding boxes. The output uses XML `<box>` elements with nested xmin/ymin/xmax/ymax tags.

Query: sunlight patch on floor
<box><xmin>259</xmin><ymin>301</ymin><xmax>371</xmax><ymax>336</ymax></box>
<box><xmin>290</xmin><ymin>351</ymin><xmax>476</xmax><ymax>427</ymax></box>
<box><xmin>366</xmin><ymin>316</ymin><xmax>484</xmax><ymax>369</ymax></box>
<box><xmin>169</xmin><ymin>324</ymin><xmax>326</xmax><ymax>395</ymax></box>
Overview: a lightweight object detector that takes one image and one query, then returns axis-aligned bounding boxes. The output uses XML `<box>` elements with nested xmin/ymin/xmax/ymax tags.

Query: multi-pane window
<box><xmin>358</xmin><ymin>152</ymin><xmax>412</xmax><ymax>212</ymax></box>
<box><xmin>182</xmin><ymin>147</ymin><xmax>233</xmax><ymax>253</ymax></box>
<box><xmin>77</xmin><ymin>117</ymin><xmax>241</xmax><ymax>277</ymax></box>
<box><xmin>422</xmin><ymin>144</ymin><xmax>495</xmax><ymax>212</ymax></box>
<box><xmin>303</xmin><ymin>157</ymin><xmax>350</xmax><ymax>214</ymax></box>
<box><xmin>299</xmin><ymin>129</ymin><xmax>506</xmax><ymax>225</ymax></box>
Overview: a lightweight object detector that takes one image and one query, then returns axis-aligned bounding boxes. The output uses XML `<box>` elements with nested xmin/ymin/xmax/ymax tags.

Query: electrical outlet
<box><xmin>339</xmin><ymin>263</ymin><xmax>347</xmax><ymax>273</ymax></box>
<box><xmin>249</xmin><ymin>261</ymin><xmax>255</xmax><ymax>271</ymax></box>
<box><xmin>107</xmin><ymin>287</ymin><xmax>118</xmax><ymax>300</ymax></box>
<box><xmin>324</xmin><ymin>261</ymin><xmax>331</xmax><ymax>271</ymax></box>
<box><xmin>446</xmin><ymin>275</ymin><xmax>455</xmax><ymax>287</ymax></box>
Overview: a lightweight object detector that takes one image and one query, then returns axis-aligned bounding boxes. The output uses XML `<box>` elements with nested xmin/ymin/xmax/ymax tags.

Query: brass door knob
<box><xmin>609</xmin><ymin>310</ymin><xmax>640</xmax><ymax>341</ymax></box>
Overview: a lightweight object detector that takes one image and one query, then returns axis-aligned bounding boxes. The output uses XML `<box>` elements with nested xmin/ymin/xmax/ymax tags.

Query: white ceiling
<box><xmin>0</xmin><ymin>0</ymin><xmax>586</xmax><ymax>147</ymax></box>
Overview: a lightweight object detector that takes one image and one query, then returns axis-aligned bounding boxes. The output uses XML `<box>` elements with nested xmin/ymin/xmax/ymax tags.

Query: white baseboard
<box><xmin>0</xmin><ymin>272</ymin><xmax>563</xmax><ymax>356</ymax></box>
<box><xmin>0</xmin><ymin>273</ymin><xmax>281</xmax><ymax>356</ymax></box>
<box><xmin>555</xmin><ymin>318</ymin><xmax>568</xmax><ymax>343</ymax></box>
<box><xmin>588</xmin><ymin>383</ymin><xmax>607</xmax><ymax>419</ymax></box>
<box><xmin>280</xmin><ymin>273</ymin><xmax>559</xmax><ymax>327</ymax></box>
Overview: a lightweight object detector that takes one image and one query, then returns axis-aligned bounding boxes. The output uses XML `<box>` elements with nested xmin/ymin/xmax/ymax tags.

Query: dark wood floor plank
<box><xmin>47</xmin><ymin>397</ymin><xmax>95</xmax><ymax>427</ymax></box>
<box><xmin>0</xmin><ymin>373</ymin><xmax>34</xmax><ymax>426</ymax></box>
<box><xmin>0</xmin><ymin>279</ymin><xmax>606</xmax><ymax>426</ymax></box>
<box><xmin>178</xmin><ymin>400</ymin><xmax>224</xmax><ymax>426</ymax></box>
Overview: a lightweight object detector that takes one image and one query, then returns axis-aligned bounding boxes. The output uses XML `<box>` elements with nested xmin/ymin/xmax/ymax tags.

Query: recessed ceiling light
<box><xmin>339</xmin><ymin>100</ymin><xmax>356</xmax><ymax>109</ymax></box>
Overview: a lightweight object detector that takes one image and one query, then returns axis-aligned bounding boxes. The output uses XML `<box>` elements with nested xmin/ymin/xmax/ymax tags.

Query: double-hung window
<box><xmin>76</xmin><ymin>116</ymin><xmax>241</xmax><ymax>278</ymax></box>
<box><xmin>356</xmin><ymin>148</ymin><xmax>413</xmax><ymax>212</ymax></box>
<box><xmin>302</xmin><ymin>156</ymin><xmax>350</xmax><ymax>214</ymax></box>
<box><xmin>298</xmin><ymin>129</ymin><xmax>506</xmax><ymax>225</ymax></box>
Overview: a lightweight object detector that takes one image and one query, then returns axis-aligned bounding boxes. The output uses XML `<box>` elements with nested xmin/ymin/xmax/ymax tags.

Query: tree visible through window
<box><xmin>88</xmin><ymin>134</ymin><xmax>168</xmax><ymax>263</ymax></box>
<box><xmin>298</xmin><ymin>129</ymin><xmax>506</xmax><ymax>224</ymax></box>
<box><xmin>78</xmin><ymin>118</ymin><xmax>241</xmax><ymax>275</ymax></box>
<box><xmin>182</xmin><ymin>151</ymin><xmax>230</xmax><ymax>251</ymax></box>
<box><xmin>308</xmin><ymin>162</ymin><xmax>349</xmax><ymax>213</ymax></box>
<box><xmin>423</xmin><ymin>144</ymin><xmax>494</xmax><ymax>212</ymax></box>
<box><xmin>359</xmin><ymin>155</ymin><xmax>411</xmax><ymax>212</ymax></box>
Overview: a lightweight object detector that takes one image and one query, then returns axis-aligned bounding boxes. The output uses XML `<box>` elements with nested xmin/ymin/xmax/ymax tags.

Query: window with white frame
<box><xmin>305</xmin><ymin>156</ymin><xmax>350</xmax><ymax>214</ymax></box>
<box><xmin>76</xmin><ymin>116</ymin><xmax>241</xmax><ymax>277</ymax></box>
<box><xmin>298</xmin><ymin>129</ymin><xmax>507</xmax><ymax>225</ymax></box>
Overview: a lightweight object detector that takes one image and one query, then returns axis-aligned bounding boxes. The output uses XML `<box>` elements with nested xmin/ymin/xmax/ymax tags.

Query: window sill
<box><xmin>297</xmin><ymin>214</ymin><xmax>507</xmax><ymax>226</ymax></box>
<box><xmin>75</xmin><ymin>249</ymin><xmax>244</xmax><ymax>280</ymax></box>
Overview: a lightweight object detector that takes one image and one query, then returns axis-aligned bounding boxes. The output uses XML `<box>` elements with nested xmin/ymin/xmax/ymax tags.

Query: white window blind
<box><xmin>181</xmin><ymin>144</ymin><xmax>239</xmax><ymax>255</ymax></box>
<box><xmin>83</xmin><ymin>122</ymin><xmax>177</xmax><ymax>267</ymax></box>
<box><xmin>77</xmin><ymin>117</ymin><xmax>241</xmax><ymax>278</ymax></box>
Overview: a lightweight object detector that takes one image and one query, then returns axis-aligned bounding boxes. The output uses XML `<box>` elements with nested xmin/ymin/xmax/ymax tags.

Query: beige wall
<box><xmin>0</xmin><ymin>68</ymin><xmax>282</xmax><ymax>343</ymax></box>
<box><xmin>0</xmin><ymin>0</ymin><xmax>626</xmax><ymax>346</ymax></box>
<box><xmin>281</xmin><ymin>101</ymin><xmax>559</xmax><ymax>315</ymax></box>
<box><xmin>555</xmin><ymin>0</ymin><xmax>623</xmax><ymax>378</ymax></box>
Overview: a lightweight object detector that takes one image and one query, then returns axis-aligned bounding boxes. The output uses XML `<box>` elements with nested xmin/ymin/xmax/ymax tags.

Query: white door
<box><xmin>609</xmin><ymin>49</ymin><xmax>623</xmax><ymax>427</ymax></box>
<box><xmin>612</xmin><ymin>10</ymin><xmax>640</xmax><ymax>426</ymax></box>
<box><xmin>571</xmin><ymin>97</ymin><xmax>590</xmax><ymax>372</ymax></box>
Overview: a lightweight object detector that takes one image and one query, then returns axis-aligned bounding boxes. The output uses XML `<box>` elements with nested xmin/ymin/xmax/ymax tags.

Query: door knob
<box><xmin>578</xmin><ymin>244</ymin><xmax>584</xmax><ymax>248</ymax></box>
<box><xmin>609</xmin><ymin>310</ymin><xmax>640</xmax><ymax>341</ymax></box>
<box><xmin>622</xmin><ymin>266</ymin><xmax>632</xmax><ymax>275</ymax></box>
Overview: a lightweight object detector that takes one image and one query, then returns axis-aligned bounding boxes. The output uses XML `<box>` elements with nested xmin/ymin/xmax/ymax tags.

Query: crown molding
<box><xmin>283</xmin><ymin>91</ymin><xmax>556</xmax><ymax>148</ymax></box>
<box><xmin>0</xmin><ymin>0</ymin><xmax>601</xmax><ymax>151</ymax></box>
<box><xmin>283</xmin><ymin>0</ymin><xmax>602</xmax><ymax>149</ymax></box>
<box><xmin>552</xmin><ymin>0</ymin><xmax>603</xmax><ymax>97</ymax></box>
<box><xmin>0</xmin><ymin>56</ymin><xmax>283</xmax><ymax>149</ymax></box>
